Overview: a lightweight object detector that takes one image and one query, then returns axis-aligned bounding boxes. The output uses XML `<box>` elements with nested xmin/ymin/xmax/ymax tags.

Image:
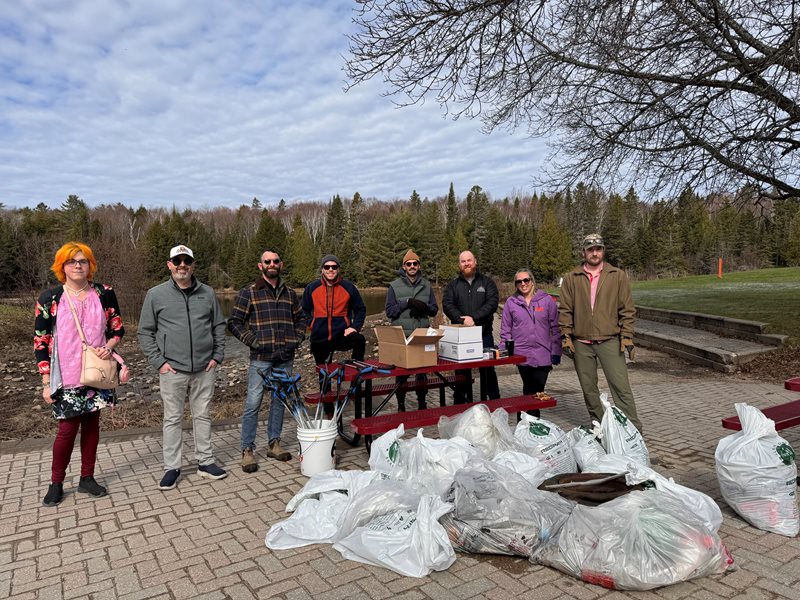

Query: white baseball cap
<box><xmin>169</xmin><ymin>244</ymin><xmax>194</xmax><ymax>259</ymax></box>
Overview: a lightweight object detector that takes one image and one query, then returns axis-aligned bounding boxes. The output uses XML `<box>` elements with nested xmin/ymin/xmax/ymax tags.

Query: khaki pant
<box><xmin>160</xmin><ymin>369</ymin><xmax>217</xmax><ymax>470</ymax></box>
<box><xmin>572</xmin><ymin>337</ymin><xmax>642</xmax><ymax>432</ymax></box>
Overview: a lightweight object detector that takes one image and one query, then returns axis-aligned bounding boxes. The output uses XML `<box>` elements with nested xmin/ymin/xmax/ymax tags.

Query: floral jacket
<box><xmin>34</xmin><ymin>282</ymin><xmax>125</xmax><ymax>391</ymax></box>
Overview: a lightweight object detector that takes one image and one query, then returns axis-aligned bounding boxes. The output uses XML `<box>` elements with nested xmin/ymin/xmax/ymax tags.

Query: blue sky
<box><xmin>0</xmin><ymin>0</ymin><xmax>546</xmax><ymax>209</ymax></box>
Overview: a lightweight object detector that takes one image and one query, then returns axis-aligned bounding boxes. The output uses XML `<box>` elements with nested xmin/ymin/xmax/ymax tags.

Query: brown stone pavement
<box><xmin>2</xmin><ymin>347</ymin><xmax>799</xmax><ymax>600</ymax></box>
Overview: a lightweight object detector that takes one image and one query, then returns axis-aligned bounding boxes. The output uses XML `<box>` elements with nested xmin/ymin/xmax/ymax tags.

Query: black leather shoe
<box><xmin>43</xmin><ymin>483</ymin><xmax>63</xmax><ymax>507</ymax></box>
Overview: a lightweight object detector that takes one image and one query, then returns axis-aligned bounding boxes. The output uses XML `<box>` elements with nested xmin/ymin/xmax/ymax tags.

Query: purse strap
<box><xmin>63</xmin><ymin>287</ymin><xmax>90</xmax><ymax>346</ymax></box>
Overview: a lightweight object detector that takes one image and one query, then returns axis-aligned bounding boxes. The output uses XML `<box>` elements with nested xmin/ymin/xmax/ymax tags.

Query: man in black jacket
<box><xmin>442</xmin><ymin>250</ymin><xmax>500</xmax><ymax>402</ymax></box>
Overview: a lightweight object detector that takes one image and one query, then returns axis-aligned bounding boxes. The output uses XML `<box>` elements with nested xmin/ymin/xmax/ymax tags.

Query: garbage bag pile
<box><xmin>715</xmin><ymin>403</ymin><xmax>799</xmax><ymax>537</ymax></box>
<box><xmin>266</xmin><ymin>401</ymin><xmax>736</xmax><ymax>589</ymax></box>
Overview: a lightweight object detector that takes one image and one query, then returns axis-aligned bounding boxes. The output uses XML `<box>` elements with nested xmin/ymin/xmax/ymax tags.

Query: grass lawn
<box><xmin>631</xmin><ymin>267</ymin><xmax>800</xmax><ymax>342</ymax></box>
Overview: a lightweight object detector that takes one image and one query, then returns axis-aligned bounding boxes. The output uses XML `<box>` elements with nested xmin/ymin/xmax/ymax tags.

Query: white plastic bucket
<box><xmin>297</xmin><ymin>420</ymin><xmax>337</xmax><ymax>477</ymax></box>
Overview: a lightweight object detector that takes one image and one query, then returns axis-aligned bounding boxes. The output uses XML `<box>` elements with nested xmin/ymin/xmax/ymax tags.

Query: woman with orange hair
<box><xmin>34</xmin><ymin>242</ymin><xmax>126</xmax><ymax>507</ymax></box>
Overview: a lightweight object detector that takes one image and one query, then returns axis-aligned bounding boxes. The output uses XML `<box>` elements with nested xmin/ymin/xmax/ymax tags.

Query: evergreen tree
<box><xmin>415</xmin><ymin>201</ymin><xmax>449</xmax><ymax>285</ymax></box>
<box><xmin>361</xmin><ymin>219</ymin><xmax>398</xmax><ymax>286</ymax></box>
<box><xmin>531</xmin><ymin>208</ymin><xmax>573</xmax><ymax>283</ymax></box>
<box><xmin>601</xmin><ymin>193</ymin><xmax>627</xmax><ymax>267</ymax></box>
<box><xmin>60</xmin><ymin>195</ymin><xmax>91</xmax><ymax>241</ymax></box>
<box><xmin>675</xmin><ymin>186</ymin><xmax>713</xmax><ymax>272</ymax></box>
<box><xmin>250</xmin><ymin>210</ymin><xmax>287</xmax><ymax>259</ymax></box>
<box><xmin>321</xmin><ymin>194</ymin><xmax>346</xmax><ymax>255</ymax></box>
<box><xmin>285</xmin><ymin>214</ymin><xmax>318</xmax><ymax>286</ymax></box>
<box><xmin>0</xmin><ymin>214</ymin><xmax>20</xmax><ymax>291</ymax></box>
<box><xmin>446</xmin><ymin>182</ymin><xmax>458</xmax><ymax>235</ymax></box>
<box><xmin>465</xmin><ymin>185</ymin><xmax>490</xmax><ymax>255</ymax></box>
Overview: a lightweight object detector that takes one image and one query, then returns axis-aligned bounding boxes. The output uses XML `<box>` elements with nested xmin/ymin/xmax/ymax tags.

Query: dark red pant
<box><xmin>51</xmin><ymin>411</ymin><xmax>101</xmax><ymax>484</ymax></box>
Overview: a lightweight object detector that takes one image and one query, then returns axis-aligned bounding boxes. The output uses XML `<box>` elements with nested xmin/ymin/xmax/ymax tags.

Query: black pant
<box><xmin>310</xmin><ymin>331</ymin><xmax>366</xmax><ymax>365</ymax></box>
<box><xmin>453</xmin><ymin>333</ymin><xmax>500</xmax><ymax>403</ymax></box>
<box><xmin>517</xmin><ymin>364</ymin><xmax>552</xmax><ymax>417</ymax></box>
<box><xmin>396</xmin><ymin>374</ymin><xmax>428</xmax><ymax>410</ymax></box>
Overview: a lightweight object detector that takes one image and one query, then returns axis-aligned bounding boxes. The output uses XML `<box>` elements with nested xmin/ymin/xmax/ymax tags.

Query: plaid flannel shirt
<box><xmin>227</xmin><ymin>277</ymin><xmax>306</xmax><ymax>362</ymax></box>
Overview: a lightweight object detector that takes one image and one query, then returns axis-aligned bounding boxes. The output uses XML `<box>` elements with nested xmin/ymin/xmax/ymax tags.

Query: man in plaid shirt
<box><xmin>228</xmin><ymin>249</ymin><xmax>306</xmax><ymax>472</ymax></box>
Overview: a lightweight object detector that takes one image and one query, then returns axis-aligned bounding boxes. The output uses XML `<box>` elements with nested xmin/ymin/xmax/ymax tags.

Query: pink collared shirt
<box><xmin>57</xmin><ymin>289</ymin><xmax>106</xmax><ymax>388</ymax></box>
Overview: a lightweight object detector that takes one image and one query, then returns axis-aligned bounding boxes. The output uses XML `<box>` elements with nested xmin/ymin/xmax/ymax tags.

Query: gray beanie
<box><xmin>320</xmin><ymin>254</ymin><xmax>340</xmax><ymax>268</ymax></box>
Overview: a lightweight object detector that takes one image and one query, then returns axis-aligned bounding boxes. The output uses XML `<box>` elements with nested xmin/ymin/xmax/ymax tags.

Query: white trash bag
<box><xmin>492</xmin><ymin>450</ymin><xmax>553</xmax><ymax>487</ymax></box>
<box><xmin>368</xmin><ymin>424</ymin><xmax>406</xmax><ymax>479</ymax></box>
<box><xmin>514</xmin><ymin>414</ymin><xmax>577</xmax><ymax>473</ymax></box>
<box><xmin>442</xmin><ymin>457</ymin><xmax>573</xmax><ymax>557</ymax></box>
<box><xmin>378</xmin><ymin>429</ymin><xmax>483</xmax><ymax>496</ymax></box>
<box><xmin>531</xmin><ymin>490</ymin><xmax>735</xmax><ymax>590</ymax></box>
<box><xmin>438</xmin><ymin>404</ymin><xmax>520</xmax><ymax>458</ymax></box>
<box><xmin>266</xmin><ymin>470</ymin><xmax>380</xmax><ymax>549</ymax></box>
<box><xmin>568</xmin><ymin>427</ymin><xmax>606</xmax><ymax>471</ymax></box>
<box><xmin>715</xmin><ymin>403</ymin><xmax>799</xmax><ymax>537</ymax></box>
<box><xmin>332</xmin><ymin>480</ymin><xmax>456</xmax><ymax>578</ymax></box>
<box><xmin>597</xmin><ymin>394</ymin><xmax>649</xmax><ymax>467</ymax></box>
<box><xmin>587</xmin><ymin>455</ymin><xmax>723</xmax><ymax>534</ymax></box>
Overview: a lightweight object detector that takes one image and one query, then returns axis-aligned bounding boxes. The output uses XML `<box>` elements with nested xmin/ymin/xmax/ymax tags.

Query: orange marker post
<box><xmin>717</xmin><ymin>257</ymin><xmax>723</xmax><ymax>278</ymax></box>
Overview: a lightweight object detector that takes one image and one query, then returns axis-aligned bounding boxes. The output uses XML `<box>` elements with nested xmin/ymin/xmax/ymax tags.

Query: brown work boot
<box><xmin>267</xmin><ymin>440</ymin><xmax>291</xmax><ymax>462</ymax></box>
<box><xmin>241</xmin><ymin>448</ymin><xmax>258</xmax><ymax>473</ymax></box>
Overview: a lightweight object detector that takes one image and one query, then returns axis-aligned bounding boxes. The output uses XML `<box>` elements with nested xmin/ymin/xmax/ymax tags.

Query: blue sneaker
<box><xmin>198</xmin><ymin>463</ymin><xmax>228</xmax><ymax>480</ymax></box>
<box><xmin>158</xmin><ymin>469</ymin><xmax>181</xmax><ymax>490</ymax></box>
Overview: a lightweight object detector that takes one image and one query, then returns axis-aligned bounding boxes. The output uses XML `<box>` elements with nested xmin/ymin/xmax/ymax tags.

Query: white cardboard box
<box><xmin>438</xmin><ymin>340</ymin><xmax>485</xmax><ymax>362</ymax></box>
<box><xmin>439</xmin><ymin>324</ymin><xmax>483</xmax><ymax>344</ymax></box>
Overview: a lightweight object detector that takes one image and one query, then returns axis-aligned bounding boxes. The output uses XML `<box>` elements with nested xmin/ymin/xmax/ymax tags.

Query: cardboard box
<box><xmin>374</xmin><ymin>326</ymin><xmax>445</xmax><ymax>368</ymax></box>
<box><xmin>438</xmin><ymin>340</ymin><xmax>485</xmax><ymax>362</ymax></box>
<box><xmin>439</xmin><ymin>324</ymin><xmax>483</xmax><ymax>344</ymax></box>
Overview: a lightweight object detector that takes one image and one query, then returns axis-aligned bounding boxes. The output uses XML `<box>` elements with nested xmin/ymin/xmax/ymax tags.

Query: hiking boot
<box><xmin>42</xmin><ymin>483</ymin><xmax>63</xmax><ymax>507</ymax></box>
<box><xmin>158</xmin><ymin>469</ymin><xmax>181</xmax><ymax>490</ymax></box>
<box><xmin>198</xmin><ymin>463</ymin><xmax>228</xmax><ymax>480</ymax></box>
<box><xmin>77</xmin><ymin>476</ymin><xmax>107</xmax><ymax>497</ymax></box>
<box><xmin>241</xmin><ymin>448</ymin><xmax>258</xmax><ymax>473</ymax></box>
<box><xmin>267</xmin><ymin>440</ymin><xmax>291</xmax><ymax>462</ymax></box>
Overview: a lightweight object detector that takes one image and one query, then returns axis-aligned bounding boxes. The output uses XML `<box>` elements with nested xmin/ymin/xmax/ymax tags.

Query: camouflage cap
<box><xmin>582</xmin><ymin>233</ymin><xmax>605</xmax><ymax>250</ymax></box>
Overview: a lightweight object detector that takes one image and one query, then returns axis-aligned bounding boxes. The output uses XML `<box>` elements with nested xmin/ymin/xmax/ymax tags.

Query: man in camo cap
<box><xmin>557</xmin><ymin>233</ymin><xmax>642</xmax><ymax>431</ymax></box>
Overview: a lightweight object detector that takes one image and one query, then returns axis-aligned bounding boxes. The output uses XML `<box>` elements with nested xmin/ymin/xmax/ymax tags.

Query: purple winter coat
<box><xmin>499</xmin><ymin>289</ymin><xmax>561</xmax><ymax>368</ymax></box>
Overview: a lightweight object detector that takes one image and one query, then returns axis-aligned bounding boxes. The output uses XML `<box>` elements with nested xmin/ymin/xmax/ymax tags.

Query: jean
<box><xmin>241</xmin><ymin>358</ymin><xmax>293</xmax><ymax>450</ymax></box>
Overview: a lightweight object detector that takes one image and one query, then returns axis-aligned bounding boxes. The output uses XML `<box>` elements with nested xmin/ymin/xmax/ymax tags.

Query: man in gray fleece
<box><xmin>138</xmin><ymin>244</ymin><xmax>228</xmax><ymax>491</ymax></box>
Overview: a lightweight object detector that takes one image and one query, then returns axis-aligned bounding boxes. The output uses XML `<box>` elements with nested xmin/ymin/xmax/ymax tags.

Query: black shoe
<box><xmin>159</xmin><ymin>469</ymin><xmax>181</xmax><ymax>490</ymax></box>
<box><xmin>78</xmin><ymin>476</ymin><xmax>107</xmax><ymax>497</ymax></box>
<box><xmin>43</xmin><ymin>483</ymin><xmax>63</xmax><ymax>507</ymax></box>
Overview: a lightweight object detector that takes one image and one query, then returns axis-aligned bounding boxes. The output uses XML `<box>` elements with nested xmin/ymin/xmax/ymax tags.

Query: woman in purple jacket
<box><xmin>500</xmin><ymin>269</ymin><xmax>562</xmax><ymax>416</ymax></box>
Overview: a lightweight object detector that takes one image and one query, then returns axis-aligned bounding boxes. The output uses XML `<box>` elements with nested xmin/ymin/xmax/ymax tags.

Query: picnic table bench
<box><xmin>303</xmin><ymin>374</ymin><xmax>472</xmax><ymax>408</ymax></box>
<box><xmin>721</xmin><ymin>377</ymin><xmax>800</xmax><ymax>431</ymax></box>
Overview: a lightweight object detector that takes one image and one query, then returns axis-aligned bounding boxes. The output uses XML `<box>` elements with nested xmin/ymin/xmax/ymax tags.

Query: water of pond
<box><xmin>217</xmin><ymin>288</ymin><xmax>388</xmax><ymax>317</ymax></box>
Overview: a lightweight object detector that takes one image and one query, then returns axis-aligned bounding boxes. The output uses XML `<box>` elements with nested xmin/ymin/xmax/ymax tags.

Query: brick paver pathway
<box><xmin>2</xmin><ymin>350</ymin><xmax>799</xmax><ymax>599</ymax></box>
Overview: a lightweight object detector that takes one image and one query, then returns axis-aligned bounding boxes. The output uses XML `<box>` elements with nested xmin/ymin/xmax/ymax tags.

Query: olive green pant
<box><xmin>572</xmin><ymin>337</ymin><xmax>642</xmax><ymax>432</ymax></box>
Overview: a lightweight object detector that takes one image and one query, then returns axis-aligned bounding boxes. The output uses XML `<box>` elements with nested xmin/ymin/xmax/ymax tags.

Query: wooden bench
<box><xmin>352</xmin><ymin>394</ymin><xmax>557</xmax><ymax>451</ymax></box>
<box><xmin>303</xmin><ymin>374</ymin><xmax>471</xmax><ymax>406</ymax></box>
<box><xmin>722</xmin><ymin>378</ymin><xmax>800</xmax><ymax>432</ymax></box>
<box><xmin>785</xmin><ymin>377</ymin><xmax>800</xmax><ymax>392</ymax></box>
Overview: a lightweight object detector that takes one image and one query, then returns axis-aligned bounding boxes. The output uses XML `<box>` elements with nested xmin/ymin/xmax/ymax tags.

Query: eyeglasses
<box><xmin>170</xmin><ymin>256</ymin><xmax>194</xmax><ymax>266</ymax></box>
<box><xmin>262</xmin><ymin>259</ymin><xmax>282</xmax><ymax>265</ymax></box>
<box><xmin>65</xmin><ymin>259</ymin><xmax>89</xmax><ymax>267</ymax></box>
<box><xmin>322</xmin><ymin>264</ymin><xmax>339</xmax><ymax>271</ymax></box>
<box><xmin>515</xmin><ymin>278</ymin><xmax>532</xmax><ymax>285</ymax></box>
<box><xmin>404</xmin><ymin>261</ymin><xmax>419</xmax><ymax>267</ymax></box>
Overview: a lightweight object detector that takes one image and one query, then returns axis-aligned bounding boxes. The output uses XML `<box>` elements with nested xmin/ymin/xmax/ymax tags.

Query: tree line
<box><xmin>2</xmin><ymin>183</ymin><xmax>800</xmax><ymax>319</ymax></box>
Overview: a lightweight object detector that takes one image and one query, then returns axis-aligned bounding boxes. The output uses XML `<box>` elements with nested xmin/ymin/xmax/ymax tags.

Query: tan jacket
<box><xmin>558</xmin><ymin>262</ymin><xmax>635</xmax><ymax>340</ymax></box>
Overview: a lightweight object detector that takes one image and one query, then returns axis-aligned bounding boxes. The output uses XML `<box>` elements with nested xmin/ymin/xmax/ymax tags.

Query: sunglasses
<box><xmin>404</xmin><ymin>261</ymin><xmax>419</xmax><ymax>267</ymax></box>
<box><xmin>515</xmin><ymin>277</ymin><xmax>532</xmax><ymax>285</ymax></box>
<box><xmin>262</xmin><ymin>259</ymin><xmax>282</xmax><ymax>265</ymax></box>
<box><xmin>65</xmin><ymin>259</ymin><xmax>90</xmax><ymax>267</ymax></box>
<box><xmin>170</xmin><ymin>256</ymin><xmax>194</xmax><ymax>266</ymax></box>
<box><xmin>322</xmin><ymin>264</ymin><xmax>339</xmax><ymax>271</ymax></box>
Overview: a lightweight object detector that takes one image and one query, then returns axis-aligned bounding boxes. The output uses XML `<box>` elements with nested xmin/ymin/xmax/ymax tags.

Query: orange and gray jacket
<box><xmin>557</xmin><ymin>263</ymin><xmax>635</xmax><ymax>341</ymax></box>
<box><xmin>301</xmin><ymin>277</ymin><xmax>366</xmax><ymax>344</ymax></box>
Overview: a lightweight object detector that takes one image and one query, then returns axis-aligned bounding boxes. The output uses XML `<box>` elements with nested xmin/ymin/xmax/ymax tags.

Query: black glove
<box><xmin>407</xmin><ymin>298</ymin><xmax>428</xmax><ymax>318</ymax></box>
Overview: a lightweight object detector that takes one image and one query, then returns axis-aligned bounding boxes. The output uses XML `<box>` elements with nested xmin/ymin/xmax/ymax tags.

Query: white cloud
<box><xmin>0</xmin><ymin>0</ymin><xmax>547</xmax><ymax>209</ymax></box>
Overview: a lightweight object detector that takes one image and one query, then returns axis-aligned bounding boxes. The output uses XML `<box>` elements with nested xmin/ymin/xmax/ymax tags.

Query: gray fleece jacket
<box><xmin>138</xmin><ymin>277</ymin><xmax>226</xmax><ymax>373</ymax></box>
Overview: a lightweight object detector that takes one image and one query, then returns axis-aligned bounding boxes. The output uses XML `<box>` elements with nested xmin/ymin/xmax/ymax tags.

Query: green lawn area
<box><xmin>631</xmin><ymin>267</ymin><xmax>800</xmax><ymax>342</ymax></box>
